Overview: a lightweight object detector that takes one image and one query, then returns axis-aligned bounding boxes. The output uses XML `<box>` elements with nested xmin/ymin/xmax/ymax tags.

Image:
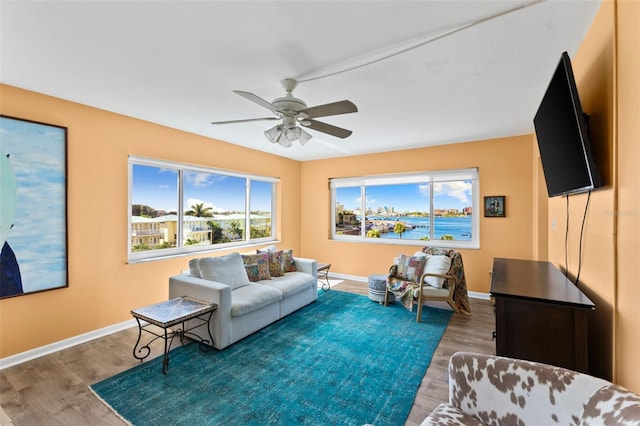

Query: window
<box><xmin>129</xmin><ymin>156</ymin><xmax>278</xmax><ymax>262</ymax></box>
<box><xmin>331</xmin><ymin>169</ymin><xmax>479</xmax><ymax>248</ymax></box>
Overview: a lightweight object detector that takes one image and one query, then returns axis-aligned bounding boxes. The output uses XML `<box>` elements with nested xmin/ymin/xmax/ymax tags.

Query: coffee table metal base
<box><xmin>317</xmin><ymin>263</ymin><xmax>331</xmax><ymax>291</ymax></box>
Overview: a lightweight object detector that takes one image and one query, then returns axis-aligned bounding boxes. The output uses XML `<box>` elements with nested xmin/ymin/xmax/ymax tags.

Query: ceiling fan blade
<box><xmin>298</xmin><ymin>100</ymin><xmax>357</xmax><ymax>119</ymax></box>
<box><xmin>302</xmin><ymin>119</ymin><xmax>353</xmax><ymax>139</ymax></box>
<box><xmin>211</xmin><ymin>117</ymin><xmax>278</xmax><ymax>125</ymax></box>
<box><xmin>233</xmin><ymin>90</ymin><xmax>279</xmax><ymax>114</ymax></box>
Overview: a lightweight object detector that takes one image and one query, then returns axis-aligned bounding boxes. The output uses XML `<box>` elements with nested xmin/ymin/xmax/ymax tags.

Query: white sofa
<box><xmin>169</xmin><ymin>251</ymin><xmax>318</xmax><ymax>350</ymax></box>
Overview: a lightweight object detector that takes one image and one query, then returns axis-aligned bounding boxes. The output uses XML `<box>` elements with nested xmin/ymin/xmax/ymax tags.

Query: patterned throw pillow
<box><xmin>395</xmin><ymin>254</ymin><xmax>427</xmax><ymax>283</ymax></box>
<box><xmin>241</xmin><ymin>253</ymin><xmax>271</xmax><ymax>282</ymax></box>
<box><xmin>282</xmin><ymin>249</ymin><xmax>297</xmax><ymax>272</ymax></box>
<box><xmin>258</xmin><ymin>249</ymin><xmax>285</xmax><ymax>277</ymax></box>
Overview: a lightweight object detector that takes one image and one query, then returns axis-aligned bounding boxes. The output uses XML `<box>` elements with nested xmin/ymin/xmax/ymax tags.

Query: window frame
<box><xmin>330</xmin><ymin>168</ymin><xmax>479</xmax><ymax>249</ymax></box>
<box><xmin>128</xmin><ymin>156</ymin><xmax>278</xmax><ymax>262</ymax></box>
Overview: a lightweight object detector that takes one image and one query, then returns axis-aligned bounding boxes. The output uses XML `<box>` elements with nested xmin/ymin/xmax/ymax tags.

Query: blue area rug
<box><xmin>91</xmin><ymin>290</ymin><xmax>452</xmax><ymax>426</ymax></box>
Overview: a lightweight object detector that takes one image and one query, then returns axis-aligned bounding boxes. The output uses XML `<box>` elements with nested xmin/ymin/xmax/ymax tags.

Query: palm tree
<box><xmin>228</xmin><ymin>220</ymin><xmax>243</xmax><ymax>240</ymax></box>
<box><xmin>394</xmin><ymin>222</ymin><xmax>406</xmax><ymax>238</ymax></box>
<box><xmin>185</xmin><ymin>202</ymin><xmax>213</xmax><ymax>217</ymax></box>
<box><xmin>366</xmin><ymin>229</ymin><xmax>381</xmax><ymax>238</ymax></box>
<box><xmin>207</xmin><ymin>221</ymin><xmax>223</xmax><ymax>244</ymax></box>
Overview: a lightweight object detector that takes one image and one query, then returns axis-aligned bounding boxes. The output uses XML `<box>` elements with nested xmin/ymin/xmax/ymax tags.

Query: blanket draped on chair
<box><xmin>422</xmin><ymin>247</ymin><xmax>471</xmax><ymax>314</ymax></box>
<box><xmin>386</xmin><ymin>263</ymin><xmax>420</xmax><ymax>311</ymax></box>
<box><xmin>386</xmin><ymin>248</ymin><xmax>471</xmax><ymax>315</ymax></box>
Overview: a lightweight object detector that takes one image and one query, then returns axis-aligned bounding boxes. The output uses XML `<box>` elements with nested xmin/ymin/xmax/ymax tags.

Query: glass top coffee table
<box><xmin>131</xmin><ymin>297</ymin><xmax>217</xmax><ymax>374</ymax></box>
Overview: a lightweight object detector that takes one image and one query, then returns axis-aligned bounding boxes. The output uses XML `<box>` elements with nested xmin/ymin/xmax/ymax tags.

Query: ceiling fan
<box><xmin>211</xmin><ymin>79</ymin><xmax>357</xmax><ymax>147</ymax></box>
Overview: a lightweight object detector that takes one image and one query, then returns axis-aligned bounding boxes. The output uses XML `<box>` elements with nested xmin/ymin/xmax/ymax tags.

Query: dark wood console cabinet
<box><xmin>490</xmin><ymin>258</ymin><xmax>595</xmax><ymax>373</ymax></box>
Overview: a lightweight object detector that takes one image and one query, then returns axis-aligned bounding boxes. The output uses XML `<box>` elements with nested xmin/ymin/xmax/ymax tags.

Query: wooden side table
<box><xmin>131</xmin><ymin>297</ymin><xmax>217</xmax><ymax>374</ymax></box>
<box><xmin>317</xmin><ymin>262</ymin><xmax>331</xmax><ymax>291</ymax></box>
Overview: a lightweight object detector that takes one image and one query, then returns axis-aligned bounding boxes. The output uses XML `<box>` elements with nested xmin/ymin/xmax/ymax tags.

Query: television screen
<box><xmin>534</xmin><ymin>51</ymin><xmax>601</xmax><ymax>197</ymax></box>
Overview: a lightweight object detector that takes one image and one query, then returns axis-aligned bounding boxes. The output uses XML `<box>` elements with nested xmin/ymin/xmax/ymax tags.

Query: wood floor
<box><xmin>0</xmin><ymin>280</ymin><xmax>495</xmax><ymax>425</ymax></box>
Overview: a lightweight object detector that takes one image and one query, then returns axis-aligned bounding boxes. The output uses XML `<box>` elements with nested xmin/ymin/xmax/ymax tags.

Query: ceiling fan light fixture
<box><xmin>279</xmin><ymin>136</ymin><xmax>293</xmax><ymax>148</ymax></box>
<box><xmin>264</xmin><ymin>125</ymin><xmax>283</xmax><ymax>143</ymax></box>
<box><xmin>284</xmin><ymin>126</ymin><xmax>301</xmax><ymax>141</ymax></box>
<box><xmin>298</xmin><ymin>128</ymin><xmax>312</xmax><ymax>146</ymax></box>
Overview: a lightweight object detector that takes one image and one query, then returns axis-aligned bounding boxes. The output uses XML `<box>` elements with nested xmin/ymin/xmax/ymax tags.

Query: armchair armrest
<box><xmin>419</xmin><ymin>272</ymin><xmax>455</xmax><ymax>293</ymax></box>
<box><xmin>420</xmin><ymin>272</ymin><xmax>453</xmax><ymax>282</ymax></box>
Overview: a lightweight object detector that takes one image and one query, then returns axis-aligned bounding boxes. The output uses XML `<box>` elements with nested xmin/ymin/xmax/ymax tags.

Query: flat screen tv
<box><xmin>534</xmin><ymin>51</ymin><xmax>602</xmax><ymax>197</ymax></box>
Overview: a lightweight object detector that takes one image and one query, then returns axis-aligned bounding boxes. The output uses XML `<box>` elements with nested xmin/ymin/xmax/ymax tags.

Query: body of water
<box><xmin>369</xmin><ymin>215</ymin><xmax>472</xmax><ymax>241</ymax></box>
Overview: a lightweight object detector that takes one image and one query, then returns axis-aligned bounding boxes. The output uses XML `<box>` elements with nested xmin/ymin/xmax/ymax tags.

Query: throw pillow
<box><xmin>423</xmin><ymin>255</ymin><xmax>452</xmax><ymax>288</ymax></box>
<box><xmin>241</xmin><ymin>253</ymin><xmax>271</xmax><ymax>282</ymax></box>
<box><xmin>282</xmin><ymin>249</ymin><xmax>297</xmax><ymax>272</ymax></box>
<box><xmin>198</xmin><ymin>253</ymin><xmax>250</xmax><ymax>290</ymax></box>
<box><xmin>188</xmin><ymin>258</ymin><xmax>201</xmax><ymax>278</ymax></box>
<box><xmin>258</xmin><ymin>249</ymin><xmax>285</xmax><ymax>277</ymax></box>
<box><xmin>395</xmin><ymin>254</ymin><xmax>427</xmax><ymax>283</ymax></box>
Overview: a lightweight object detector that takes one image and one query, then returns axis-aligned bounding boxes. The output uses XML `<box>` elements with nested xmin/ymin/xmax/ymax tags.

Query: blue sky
<box><xmin>132</xmin><ymin>165</ymin><xmax>272</xmax><ymax>213</ymax></box>
<box><xmin>1</xmin><ymin>117</ymin><xmax>67</xmax><ymax>293</ymax></box>
<box><xmin>338</xmin><ymin>181</ymin><xmax>472</xmax><ymax>212</ymax></box>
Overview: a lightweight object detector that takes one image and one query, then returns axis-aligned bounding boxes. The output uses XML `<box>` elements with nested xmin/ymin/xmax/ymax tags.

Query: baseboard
<box><xmin>468</xmin><ymin>291</ymin><xmax>491</xmax><ymax>300</ymax></box>
<box><xmin>0</xmin><ymin>319</ymin><xmax>137</xmax><ymax>370</ymax></box>
<box><xmin>328</xmin><ymin>272</ymin><xmax>368</xmax><ymax>282</ymax></box>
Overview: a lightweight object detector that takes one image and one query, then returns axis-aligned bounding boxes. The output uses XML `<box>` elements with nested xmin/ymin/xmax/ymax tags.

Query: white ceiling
<box><xmin>1</xmin><ymin>0</ymin><xmax>601</xmax><ymax>161</ymax></box>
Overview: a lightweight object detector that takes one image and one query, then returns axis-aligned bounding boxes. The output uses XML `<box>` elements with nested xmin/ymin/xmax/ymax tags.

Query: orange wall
<box><xmin>0</xmin><ymin>84</ymin><xmax>303</xmax><ymax>358</ymax></box>
<box><xmin>300</xmin><ymin>135</ymin><xmax>536</xmax><ymax>294</ymax></box>
<box><xmin>614</xmin><ymin>0</ymin><xmax>640</xmax><ymax>392</ymax></box>
<box><xmin>546</xmin><ymin>0</ymin><xmax>616</xmax><ymax>381</ymax></box>
<box><xmin>545</xmin><ymin>0</ymin><xmax>640</xmax><ymax>390</ymax></box>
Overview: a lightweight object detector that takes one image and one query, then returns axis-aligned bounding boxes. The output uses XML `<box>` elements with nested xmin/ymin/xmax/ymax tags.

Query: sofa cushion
<box><xmin>241</xmin><ymin>253</ymin><xmax>271</xmax><ymax>282</ymax></box>
<box><xmin>258</xmin><ymin>249</ymin><xmax>285</xmax><ymax>277</ymax></box>
<box><xmin>423</xmin><ymin>255</ymin><xmax>452</xmax><ymax>288</ymax></box>
<box><xmin>260</xmin><ymin>271</ymin><xmax>314</xmax><ymax>298</ymax></box>
<box><xmin>413</xmin><ymin>284</ymin><xmax>451</xmax><ymax>299</ymax></box>
<box><xmin>230</xmin><ymin>283</ymin><xmax>282</xmax><ymax>317</ymax></box>
<box><xmin>283</xmin><ymin>249</ymin><xmax>297</xmax><ymax>272</ymax></box>
<box><xmin>421</xmin><ymin>403</ymin><xmax>485</xmax><ymax>426</ymax></box>
<box><xmin>198</xmin><ymin>253</ymin><xmax>250</xmax><ymax>290</ymax></box>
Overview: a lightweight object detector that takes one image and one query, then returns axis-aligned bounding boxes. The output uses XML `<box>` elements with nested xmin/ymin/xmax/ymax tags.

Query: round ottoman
<box><xmin>368</xmin><ymin>274</ymin><xmax>395</xmax><ymax>303</ymax></box>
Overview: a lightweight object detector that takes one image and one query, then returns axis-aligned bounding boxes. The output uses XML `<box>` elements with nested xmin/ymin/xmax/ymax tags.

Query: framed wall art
<box><xmin>1</xmin><ymin>115</ymin><xmax>68</xmax><ymax>299</ymax></box>
<box><xmin>484</xmin><ymin>195</ymin><xmax>505</xmax><ymax>218</ymax></box>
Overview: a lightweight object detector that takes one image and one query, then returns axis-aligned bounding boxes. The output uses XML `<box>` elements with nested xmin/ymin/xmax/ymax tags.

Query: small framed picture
<box><xmin>484</xmin><ymin>196</ymin><xmax>505</xmax><ymax>217</ymax></box>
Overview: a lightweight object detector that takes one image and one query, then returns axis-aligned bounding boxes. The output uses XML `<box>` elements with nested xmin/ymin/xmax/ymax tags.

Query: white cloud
<box><xmin>434</xmin><ymin>181</ymin><xmax>472</xmax><ymax>204</ymax></box>
<box><xmin>185</xmin><ymin>172</ymin><xmax>226</xmax><ymax>188</ymax></box>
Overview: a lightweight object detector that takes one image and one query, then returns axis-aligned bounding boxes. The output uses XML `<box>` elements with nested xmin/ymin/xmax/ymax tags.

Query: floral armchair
<box><xmin>384</xmin><ymin>247</ymin><xmax>471</xmax><ymax>321</ymax></box>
